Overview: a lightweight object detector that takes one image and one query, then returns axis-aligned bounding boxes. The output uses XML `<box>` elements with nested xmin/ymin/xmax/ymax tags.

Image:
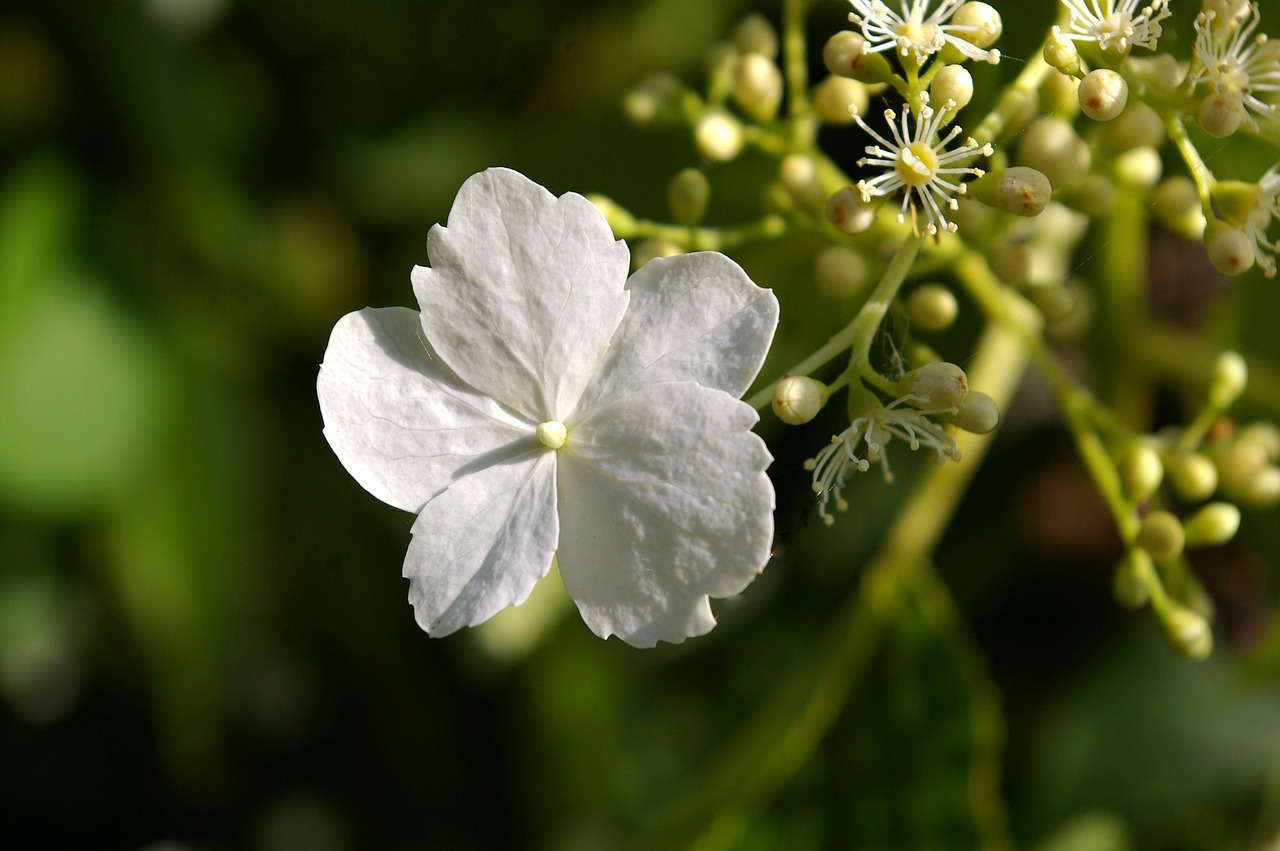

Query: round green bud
<box><xmin>1078</xmin><ymin>69</ymin><xmax>1129</xmax><ymax>121</ymax></box>
<box><xmin>1215</xmin><ymin>440</ymin><xmax>1269</xmax><ymax>499</ymax></box>
<box><xmin>1018</xmin><ymin>118</ymin><xmax>1089</xmax><ymax>188</ymax></box>
<box><xmin>733</xmin><ymin>52</ymin><xmax>783</xmax><ymax>122</ymax></box>
<box><xmin>1212</xmin><ymin>179</ymin><xmax>1263</xmax><ymax>229</ymax></box>
<box><xmin>1243</xmin><ymin>467</ymin><xmax>1280</xmax><ymax>509</ymax></box>
<box><xmin>825</xmin><ymin>185</ymin><xmax>876</xmax><ymax>234</ymax></box>
<box><xmin>823</xmin><ymin>31</ymin><xmax>894</xmax><ymax>84</ymax></box>
<box><xmin>1152</xmin><ymin>176</ymin><xmax>1207</xmax><ymax>239</ymax></box>
<box><xmin>779</xmin><ymin>153</ymin><xmax>824</xmax><ymax>211</ymax></box>
<box><xmin>1064</xmin><ymin>173</ymin><xmax>1116</xmax><ymax>217</ymax></box>
<box><xmin>1197</xmin><ymin>90</ymin><xmax>1245</xmax><ymax>138</ymax></box>
<box><xmin>1114</xmin><ymin>549</ymin><xmax>1152</xmax><ymax>609</ymax></box>
<box><xmin>988</xmin><ymin>242</ymin><xmax>1029</xmax><ymax>286</ymax></box>
<box><xmin>622</xmin><ymin>74</ymin><xmax>689</xmax><ymax>127</ymax></box>
<box><xmin>929</xmin><ymin>65</ymin><xmax>974</xmax><ymax>111</ymax></box>
<box><xmin>906</xmin><ymin>284</ymin><xmax>959</xmax><ymax>333</ymax></box>
<box><xmin>906</xmin><ymin>362</ymin><xmax>969</xmax><ymax>412</ymax></box>
<box><xmin>949</xmin><ymin>389</ymin><xmax>999</xmax><ymax>434</ymax></box>
<box><xmin>1108</xmin><ymin>99</ymin><xmax>1165</xmax><ymax>151</ymax></box>
<box><xmin>970</xmin><ymin>167</ymin><xmax>1052</xmax><ymax>217</ymax></box>
<box><xmin>1121</xmin><ymin>444</ymin><xmax>1164</xmax><ymax>503</ymax></box>
<box><xmin>772</xmin><ymin>375</ymin><xmax>828</xmax><ymax>424</ymax></box>
<box><xmin>1209</xmin><ymin>350</ymin><xmax>1247</xmax><ymax>410</ymax></box>
<box><xmin>952</xmin><ymin>2</ymin><xmax>1002</xmax><ymax>47</ymax></box>
<box><xmin>1168</xmin><ymin>452</ymin><xmax>1218</xmax><ymax>502</ymax></box>
<box><xmin>630</xmin><ymin>239</ymin><xmax>682</xmax><ymax>271</ymax></box>
<box><xmin>813</xmin><ymin>75</ymin><xmax>868</xmax><ymax>125</ymax></box>
<box><xmin>1114</xmin><ymin>147</ymin><xmax>1163</xmax><ymax>190</ymax></box>
<box><xmin>1161</xmin><ymin>604</ymin><xmax>1213</xmax><ymax>659</ymax></box>
<box><xmin>666</xmin><ymin>168</ymin><xmax>710</xmax><ymax>227</ymax></box>
<box><xmin>1040</xmin><ymin>70</ymin><xmax>1080</xmax><ymax>117</ymax></box>
<box><xmin>815</xmin><ymin>245</ymin><xmax>869</xmax><ymax>299</ymax></box>
<box><xmin>694</xmin><ymin>111</ymin><xmax>744</xmax><ymax>162</ymax></box>
<box><xmin>1138</xmin><ymin>510</ymin><xmax>1186</xmax><ymax>562</ymax></box>
<box><xmin>1025</xmin><ymin>282</ymin><xmax>1077</xmax><ymax>322</ymax></box>
<box><xmin>1043</xmin><ymin>28</ymin><xmax>1081</xmax><ymax>75</ymax></box>
<box><xmin>1183</xmin><ymin>502</ymin><xmax>1241</xmax><ymax>547</ymax></box>
<box><xmin>732</xmin><ymin>12</ymin><xmax>778</xmax><ymax>59</ymax></box>
<box><xmin>1203</xmin><ymin>220</ymin><xmax>1256</xmax><ymax>276</ymax></box>
<box><xmin>1238</xmin><ymin>422</ymin><xmax>1280</xmax><ymax>460</ymax></box>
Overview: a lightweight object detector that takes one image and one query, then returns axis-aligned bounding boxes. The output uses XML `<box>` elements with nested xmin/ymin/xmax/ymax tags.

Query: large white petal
<box><xmin>411</xmin><ymin>168</ymin><xmax>630</xmax><ymax>422</ymax></box>
<box><xmin>576</xmin><ymin>252</ymin><xmax>779</xmax><ymax>413</ymax></box>
<box><xmin>405</xmin><ymin>450</ymin><xmax>559</xmax><ymax>636</ymax></box>
<box><xmin>556</xmin><ymin>382</ymin><xmax>775</xmax><ymax>647</ymax></box>
<box><xmin>318</xmin><ymin>306</ymin><xmax>533</xmax><ymax>513</ymax></box>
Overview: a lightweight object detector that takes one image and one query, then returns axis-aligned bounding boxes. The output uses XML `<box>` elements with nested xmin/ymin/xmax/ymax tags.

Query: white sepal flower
<box><xmin>318</xmin><ymin>168</ymin><xmax>779</xmax><ymax>647</ymax></box>
<box><xmin>1192</xmin><ymin>3</ymin><xmax>1280</xmax><ymax>130</ymax></box>
<box><xmin>1243</xmin><ymin>164</ymin><xmax>1280</xmax><ymax>277</ymax></box>
<box><xmin>849</xmin><ymin>0</ymin><xmax>1001</xmax><ymax>65</ymax></box>
<box><xmin>853</xmin><ymin>93</ymin><xmax>994</xmax><ymax>236</ymax></box>
<box><xmin>1057</xmin><ymin>0</ymin><xmax>1172</xmax><ymax>54</ymax></box>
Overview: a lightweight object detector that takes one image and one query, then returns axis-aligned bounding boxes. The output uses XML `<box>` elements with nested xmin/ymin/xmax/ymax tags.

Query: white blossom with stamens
<box><xmin>1056</xmin><ymin>0</ymin><xmax>1172</xmax><ymax>54</ymax></box>
<box><xmin>1242</xmin><ymin>164</ymin><xmax>1280</xmax><ymax>277</ymax></box>
<box><xmin>1192</xmin><ymin>3</ymin><xmax>1280</xmax><ymax>129</ymax></box>
<box><xmin>852</xmin><ymin>94</ymin><xmax>993</xmax><ymax>236</ymax></box>
<box><xmin>804</xmin><ymin>395</ymin><xmax>961</xmax><ymax>525</ymax></box>
<box><xmin>849</xmin><ymin>0</ymin><xmax>1001</xmax><ymax>65</ymax></box>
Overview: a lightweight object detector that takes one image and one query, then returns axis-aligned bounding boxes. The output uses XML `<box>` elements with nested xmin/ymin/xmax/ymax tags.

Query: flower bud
<box><xmin>826</xmin><ymin>185</ymin><xmax>876</xmax><ymax>234</ymax></box>
<box><xmin>1114</xmin><ymin>147</ymin><xmax>1162</xmax><ymax>190</ymax></box>
<box><xmin>622</xmin><ymin>74</ymin><xmax>691</xmax><ymax>127</ymax></box>
<box><xmin>1183</xmin><ymin>502</ymin><xmax>1241</xmax><ymax>546</ymax></box>
<box><xmin>1113</xmin><ymin>549</ymin><xmax>1152</xmax><ymax>608</ymax></box>
<box><xmin>779</xmin><ymin>154</ymin><xmax>824</xmax><ymax>211</ymax></box>
<box><xmin>929</xmin><ymin>65</ymin><xmax>974</xmax><ymax>111</ymax></box>
<box><xmin>988</xmin><ymin>242</ymin><xmax>1029</xmax><ymax>286</ymax></box>
<box><xmin>1240</xmin><ymin>467</ymin><xmax>1280</xmax><ymax>509</ymax></box>
<box><xmin>1161</xmin><ymin>604</ymin><xmax>1213</xmax><ymax>659</ymax></box>
<box><xmin>813</xmin><ymin>76</ymin><xmax>868</xmax><ymax>125</ymax></box>
<box><xmin>906</xmin><ymin>362</ymin><xmax>968</xmax><ymax>412</ymax></box>
<box><xmin>732</xmin><ymin>12</ymin><xmax>778</xmax><ymax>59</ymax></box>
<box><xmin>1108</xmin><ymin>99</ymin><xmax>1164</xmax><ymax>151</ymax></box>
<box><xmin>666</xmin><ymin>168</ymin><xmax>710</xmax><ymax>227</ymax></box>
<box><xmin>1239</xmin><ymin>422</ymin><xmax>1280</xmax><ymax>460</ymax></box>
<box><xmin>733</xmin><ymin>52</ymin><xmax>783</xmax><ymax>122</ymax></box>
<box><xmin>1152</xmin><ymin>176</ymin><xmax>1206</xmax><ymax>239</ymax></box>
<box><xmin>772</xmin><ymin>376</ymin><xmax>828</xmax><ymax>424</ymax></box>
<box><xmin>1018</xmin><ymin>118</ymin><xmax>1089</xmax><ymax>188</ymax></box>
<box><xmin>1078</xmin><ymin>69</ymin><xmax>1128</xmax><ymax>121</ymax></box>
<box><xmin>1121</xmin><ymin>444</ymin><xmax>1164</xmax><ymax>503</ymax></box>
<box><xmin>1043</xmin><ymin>28</ymin><xmax>1081</xmax><ymax>75</ymax></box>
<box><xmin>952</xmin><ymin>2</ymin><xmax>1002</xmax><ymax>47</ymax></box>
<box><xmin>823</xmin><ymin>31</ymin><xmax>894</xmax><ymax>84</ymax></box>
<box><xmin>906</xmin><ymin>284</ymin><xmax>959</xmax><ymax>333</ymax></box>
<box><xmin>1203</xmin><ymin>220</ymin><xmax>1255</xmax><ymax>276</ymax></box>
<box><xmin>1168</xmin><ymin>452</ymin><xmax>1218</xmax><ymax>502</ymax></box>
<box><xmin>1212</xmin><ymin>180</ymin><xmax>1262</xmax><ymax>228</ymax></box>
<box><xmin>1197</xmin><ymin>90</ymin><xmax>1245</xmax><ymax>138</ymax></box>
<box><xmin>1209</xmin><ymin>350</ymin><xmax>1247</xmax><ymax>410</ymax></box>
<box><xmin>1138</xmin><ymin>510</ymin><xmax>1185</xmax><ymax>562</ymax></box>
<box><xmin>694</xmin><ymin>111</ymin><xmax>744</xmax><ymax>162</ymax></box>
<box><xmin>1215</xmin><ymin>439</ymin><xmax>1269</xmax><ymax>498</ymax></box>
<box><xmin>1063</xmin><ymin>173</ymin><xmax>1116</xmax><ymax>217</ymax></box>
<box><xmin>815</xmin><ymin>245</ymin><xmax>869</xmax><ymax>299</ymax></box>
<box><xmin>969</xmin><ymin>167</ymin><xmax>1052</xmax><ymax>217</ymax></box>
<box><xmin>949</xmin><ymin>389</ymin><xmax>999</xmax><ymax>434</ymax></box>
<box><xmin>1025</xmin><ymin>282</ymin><xmax>1077</xmax><ymax>322</ymax></box>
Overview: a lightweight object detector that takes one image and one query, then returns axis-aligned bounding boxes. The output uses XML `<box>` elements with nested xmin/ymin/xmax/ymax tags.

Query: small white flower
<box><xmin>1243</xmin><ymin>164</ymin><xmax>1280</xmax><ymax>277</ymax></box>
<box><xmin>804</xmin><ymin>394</ymin><xmax>961</xmax><ymax>524</ymax></box>
<box><xmin>1057</xmin><ymin>0</ymin><xmax>1172</xmax><ymax>54</ymax></box>
<box><xmin>849</xmin><ymin>0</ymin><xmax>1001</xmax><ymax>65</ymax></box>
<box><xmin>318</xmin><ymin>168</ymin><xmax>779</xmax><ymax>647</ymax></box>
<box><xmin>853</xmin><ymin>93</ymin><xmax>993</xmax><ymax>236</ymax></box>
<box><xmin>1192</xmin><ymin>3</ymin><xmax>1280</xmax><ymax>129</ymax></box>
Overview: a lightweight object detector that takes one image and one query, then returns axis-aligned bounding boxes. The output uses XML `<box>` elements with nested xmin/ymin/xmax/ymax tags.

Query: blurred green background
<box><xmin>4</xmin><ymin>1</ymin><xmax>1280</xmax><ymax>849</ymax></box>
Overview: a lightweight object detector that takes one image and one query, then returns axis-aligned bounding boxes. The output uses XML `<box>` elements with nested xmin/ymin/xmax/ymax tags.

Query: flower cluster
<box><xmin>848</xmin><ymin>0</ymin><xmax>1001</xmax><ymax>66</ymax></box>
<box><xmin>1191</xmin><ymin>2</ymin><xmax>1280</xmax><ymax>132</ymax></box>
<box><xmin>1057</xmin><ymin>0</ymin><xmax>1172</xmax><ymax>55</ymax></box>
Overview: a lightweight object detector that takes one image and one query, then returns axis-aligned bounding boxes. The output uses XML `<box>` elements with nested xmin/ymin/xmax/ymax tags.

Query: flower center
<box><xmin>536</xmin><ymin>420</ymin><xmax>568</xmax><ymax>450</ymax></box>
<box><xmin>895</xmin><ymin>141</ymin><xmax>939</xmax><ymax>187</ymax></box>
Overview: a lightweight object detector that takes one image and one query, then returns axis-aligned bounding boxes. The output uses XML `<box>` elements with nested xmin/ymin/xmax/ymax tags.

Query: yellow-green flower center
<box><xmin>537</xmin><ymin>420</ymin><xmax>568</xmax><ymax>450</ymax></box>
<box><xmin>895</xmin><ymin>141</ymin><xmax>939</xmax><ymax>187</ymax></box>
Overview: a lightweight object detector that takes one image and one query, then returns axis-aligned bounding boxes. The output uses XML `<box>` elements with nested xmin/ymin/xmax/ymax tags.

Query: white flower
<box><xmin>1192</xmin><ymin>3</ymin><xmax>1280</xmax><ymax>129</ymax></box>
<box><xmin>317</xmin><ymin>168</ymin><xmax>779</xmax><ymax>647</ymax></box>
<box><xmin>804</xmin><ymin>394</ymin><xmax>961</xmax><ymax>524</ymax></box>
<box><xmin>1056</xmin><ymin>0</ymin><xmax>1172</xmax><ymax>54</ymax></box>
<box><xmin>853</xmin><ymin>93</ymin><xmax>993</xmax><ymax>236</ymax></box>
<box><xmin>849</xmin><ymin>0</ymin><xmax>1001</xmax><ymax>65</ymax></box>
<box><xmin>1243</xmin><ymin>164</ymin><xmax>1280</xmax><ymax>277</ymax></box>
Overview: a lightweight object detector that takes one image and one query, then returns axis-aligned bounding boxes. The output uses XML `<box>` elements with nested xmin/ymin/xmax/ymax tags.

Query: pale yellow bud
<box><xmin>772</xmin><ymin>376</ymin><xmax>828</xmax><ymax>424</ymax></box>
<box><xmin>1138</xmin><ymin>510</ymin><xmax>1185</xmax><ymax>562</ymax></box>
<box><xmin>1078</xmin><ymin>69</ymin><xmax>1128</xmax><ymax>121</ymax></box>
<box><xmin>666</xmin><ymin>168</ymin><xmax>710</xmax><ymax>227</ymax></box>
<box><xmin>952</xmin><ymin>2</ymin><xmax>1002</xmax><ymax>47</ymax></box>
<box><xmin>930</xmin><ymin>65</ymin><xmax>974</xmax><ymax>111</ymax></box>
<box><xmin>823</xmin><ymin>31</ymin><xmax>894</xmax><ymax>84</ymax></box>
<box><xmin>1209</xmin><ymin>350</ymin><xmax>1248</xmax><ymax>410</ymax></box>
<box><xmin>950</xmin><ymin>390</ymin><xmax>999</xmax><ymax>434</ymax></box>
<box><xmin>826</xmin><ymin>186</ymin><xmax>876</xmax><ymax>234</ymax></box>
<box><xmin>733</xmin><ymin>53</ymin><xmax>783</xmax><ymax>122</ymax></box>
<box><xmin>779</xmin><ymin>154</ymin><xmax>824</xmax><ymax>211</ymax></box>
<box><xmin>1203</xmin><ymin>220</ymin><xmax>1256</xmax><ymax>276</ymax></box>
<box><xmin>694</xmin><ymin>112</ymin><xmax>744</xmax><ymax>162</ymax></box>
<box><xmin>906</xmin><ymin>284</ymin><xmax>959</xmax><ymax>333</ymax></box>
<box><xmin>813</xmin><ymin>76</ymin><xmax>868</xmax><ymax>125</ymax></box>
<box><xmin>732</xmin><ymin>12</ymin><xmax>778</xmax><ymax>59</ymax></box>
<box><xmin>1161</xmin><ymin>604</ymin><xmax>1213</xmax><ymax>659</ymax></box>
<box><xmin>1044</xmin><ymin>28</ymin><xmax>1081</xmax><ymax>75</ymax></box>
<box><xmin>1183</xmin><ymin>502</ymin><xmax>1241</xmax><ymax>547</ymax></box>
<box><xmin>970</xmin><ymin>167</ymin><xmax>1052</xmax><ymax>217</ymax></box>
<box><xmin>1018</xmin><ymin>118</ymin><xmax>1089</xmax><ymax>188</ymax></box>
<box><xmin>1152</xmin><ymin>176</ymin><xmax>1206</xmax><ymax>239</ymax></box>
<box><xmin>1121</xmin><ymin>444</ymin><xmax>1164</xmax><ymax>503</ymax></box>
<box><xmin>1168</xmin><ymin>453</ymin><xmax>1218</xmax><ymax>502</ymax></box>
<box><xmin>1197</xmin><ymin>90</ymin><xmax>1245</xmax><ymax>138</ymax></box>
<box><xmin>815</xmin><ymin>245</ymin><xmax>869</xmax><ymax>299</ymax></box>
<box><xmin>906</xmin><ymin>362</ymin><xmax>968</xmax><ymax>412</ymax></box>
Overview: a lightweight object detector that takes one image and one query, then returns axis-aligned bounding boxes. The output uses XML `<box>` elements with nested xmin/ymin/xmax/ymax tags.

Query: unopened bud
<box><xmin>1078</xmin><ymin>69</ymin><xmax>1128</xmax><ymax>121</ymax></box>
<box><xmin>1212</xmin><ymin>179</ymin><xmax>1263</xmax><ymax>228</ymax></box>
<box><xmin>815</xmin><ymin>245</ymin><xmax>869</xmax><ymax>299</ymax></box>
<box><xmin>772</xmin><ymin>376</ymin><xmax>828</xmax><ymax>424</ymax></box>
<box><xmin>1168</xmin><ymin>452</ymin><xmax>1218</xmax><ymax>502</ymax></box>
<box><xmin>1018</xmin><ymin>118</ymin><xmax>1089</xmax><ymax>188</ymax></box>
<box><xmin>1108</xmin><ymin>99</ymin><xmax>1164</xmax><ymax>151</ymax></box>
<box><xmin>969</xmin><ymin>167</ymin><xmax>1052</xmax><ymax>217</ymax></box>
<box><xmin>1114</xmin><ymin>549</ymin><xmax>1152</xmax><ymax>608</ymax></box>
<box><xmin>1209</xmin><ymin>350</ymin><xmax>1247</xmax><ymax>410</ymax></box>
<box><xmin>1152</xmin><ymin>176</ymin><xmax>1206</xmax><ymax>239</ymax></box>
<box><xmin>1239</xmin><ymin>466</ymin><xmax>1280</xmax><ymax>509</ymax></box>
<box><xmin>1114</xmin><ymin>146</ymin><xmax>1162</xmax><ymax>190</ymax></box>
<box><xmin>1197</xmin><ymin>90</ymin><xmax>1245</xmax><ymax>138</ymax></box>
<box><xmin>930</xmin><ymin>65</ymin><xmax>974</xmax><ymax>111</ymax></box>
<box><xmin>1044</xmin><ymin>28</ymin><xmax>1081</xmax><ymax>75</ymax></box>
<box><xmin>1161</xmin><ymin>604</ymin><xmax>1213</xmax><ymax>659</ymax></box>
<box><xmin>667</xmin><ymin>168</ymin><xmax>710</xmax><ymax>227</ymax></box>
<box><xmin>952</xmin><ymin>2</ymin><xmax>1002</xmax><ymax>47</ymax></box>
<box><xmin>732</xmin><ymin>13</ymin><xmax>778</xmax><ymax>59</ymax></box>
<box><xmin>1183</xmin><ymin>502</ymin><xmax>1241</xmax><ymax>546</ymax></box>
<box><xmin>622</xmin><ymin>74</ymin><xmax>691</xmax><ymax>127</ymax></box>
<box><xmin>823</xmin><ymin>31</ymin><xmax>894</xmax><ymax>84</ymax></box>
<box><xmin>779</xmin><ymin>154</ymin><xmax>824</xmax><ymax>211</ymax></box>
<box><xmin>1203</xmin><ymin>220</ymin><xmax>1256</xmax><ymax>276</ymax></box>
<box><xmin>1239</xmin><ymin>422</ymin><xmax>1280</xmax><ymax>460</ymax></box>
<box><xmin>694</xmin><ymin>112</ymin><xmax>744</xmax><ymax>162</ymax></box>
<box><xmin>826</xmin><ymin>185</ymin><xmax>876</xmax><ymax>234</ymax></box>
<box><xmin>949</xmin><ymin>389</ymin><xmax>999</xmax><ymax>434</ymax></box>
<box><xmin>1063</xmin><ymin>173</ymin><xmax>1116</xmax><ymax>217</ymax></box>
<box><xmin>1121</xmin><ymin>444</ymin><xmax>1164</xmax><ymax>503</ymax></box>
<box><xmin>1138</xmin><ymin>510</ymin><xmax>1185</xmax><ymax>562</ymax></box>
<box><xmin>906</xmin><ymin>284</ymin><xmax>959</xmax><ymax>333</ymax></box>
<box><xmin>813</xmin><ymin>76</ymin><xmax>868</xmax><ymax>124</ymax></box>
<box><xmin>906</xmin><ymin>362</ymin><xmax>968</xmax><ymax>412</ymax></box>
<box><xmin>733</xmin><ymin>53</ymin><xmax>783</xmax><ymax>122</ymax></box>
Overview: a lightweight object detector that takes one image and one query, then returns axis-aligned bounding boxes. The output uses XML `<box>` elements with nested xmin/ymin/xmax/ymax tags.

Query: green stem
<box><xmin>1166</xmin><ymin>114</ymin><xmax>1216</xmax><ymax>217</ymax></box>
<box><xmin>781</xmin><ymin>0</ymin><xmax>814</xmax><ymax>121</ymax></box>
<box><xmin>971</xmin><ymin>48</ymin><xmax>1053</xmax><ymax>147</ymax></box>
